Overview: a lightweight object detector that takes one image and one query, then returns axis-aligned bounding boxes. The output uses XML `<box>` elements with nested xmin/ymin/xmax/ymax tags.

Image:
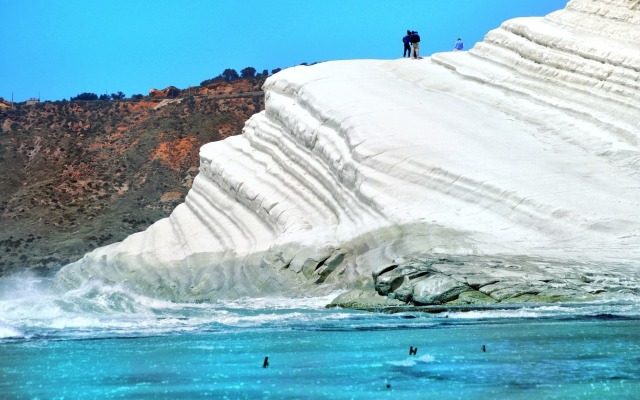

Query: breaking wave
<box><xmin>2</xmin><ymin>272</ymin><xmax>639</xmax><ymax>344</ymax></box>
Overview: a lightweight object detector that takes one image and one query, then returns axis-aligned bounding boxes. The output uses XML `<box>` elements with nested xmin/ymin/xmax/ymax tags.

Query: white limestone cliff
<box><xmin>55</xmin><ymin>0</ymin><xmax>640</xmax><ymax>302</ymax></box>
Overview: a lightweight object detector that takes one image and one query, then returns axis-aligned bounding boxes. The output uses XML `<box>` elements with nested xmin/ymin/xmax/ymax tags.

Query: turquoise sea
<box><xmin>1</xmin><ymin>276</ymin><xmax>639</xmax><ymax>399</ymax></box>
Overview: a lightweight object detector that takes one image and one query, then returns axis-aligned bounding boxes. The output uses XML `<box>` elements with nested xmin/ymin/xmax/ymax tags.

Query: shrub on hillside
<box><xmin>221</xmin><ymin>69</ymin><xmax>239</xmax><ymax>82</ymax></box>
<box><xmin>71</xmin><ymin>92</ymin><xmax>98</xmax><ymax>101</ymax></box>
<box><xmin>200</xmin><ymin>76</ymin><xmax>224</xmax><ymax>87</ymax></box>
<box><xmin>240</xmin><ymin>67</ymin><xmax>256</xmax><ymax>78</ymax></box>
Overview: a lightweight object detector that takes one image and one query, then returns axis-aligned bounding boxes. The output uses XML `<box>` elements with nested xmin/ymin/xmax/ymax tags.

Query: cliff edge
<box><xmin>55</xmin><ymin>0</ymin><xmax>640</xmax><ymax>306</ymax></box>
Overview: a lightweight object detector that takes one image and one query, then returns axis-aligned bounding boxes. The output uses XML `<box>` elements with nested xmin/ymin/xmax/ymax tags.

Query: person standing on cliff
<box><xmin>410</xmin><ymin>31</ymin><xmax>421</xmax><ymax>59</ymax></box>
<box><xmin>454</xmin><ymin>38</ymin><xmax>464</xmax><ymax>51</ymax></box>
<box><xmin>403</xmin><ymin>30</ymin><xmax>412</xmax><ymax>57</ymax></box>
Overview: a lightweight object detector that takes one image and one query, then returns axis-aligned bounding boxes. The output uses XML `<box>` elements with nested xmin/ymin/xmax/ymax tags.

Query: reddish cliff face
<box><xmin>149</xmin><ymin>86</ymin><xmax>182</xmax><ymax>99</ymax></box>
<box><xmin>0</xmin><ymin>76</ymin><xmax>266</xmax><ymax>275</ymax></box>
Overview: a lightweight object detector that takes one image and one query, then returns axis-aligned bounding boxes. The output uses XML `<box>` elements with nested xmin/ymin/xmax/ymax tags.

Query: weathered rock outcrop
<box><xmin>55</xmin><ymin>0</ymin><xmax>640</xmax><ymax>304</ymax></box>
<box><xmin>329</xmin><ymin>254</ymin><xmax>640</xmax><ymax>309</ymax></box>
<box><xmin>149</xmin><ymin>86</ymin><xmax>181</xmax><ymax>99</ymax></box>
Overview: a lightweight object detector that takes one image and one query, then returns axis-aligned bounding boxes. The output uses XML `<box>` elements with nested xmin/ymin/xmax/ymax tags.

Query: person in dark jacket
<box><xmin>403</xmin><ymin>30</ymin><xmax>412</xmax><ymax>57</ymax></box>
<box><xmin>410</xmin><ymin>31</ymin><xmax>421</xmax><ymax>59</ymax></box>
<box><xmin>454</xmin><ymin>38</ymin><xmax>464</xmax><ymax>51</ymax></box>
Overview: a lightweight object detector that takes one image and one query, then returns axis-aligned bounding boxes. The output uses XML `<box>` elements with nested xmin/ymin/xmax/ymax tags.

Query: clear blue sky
<box><xmin>1</xmin><ymin>0</ymin><xmax>568</xmax><ymax>102</ymax></box>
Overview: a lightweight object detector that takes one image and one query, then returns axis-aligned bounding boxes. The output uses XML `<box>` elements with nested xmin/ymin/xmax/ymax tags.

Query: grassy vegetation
<box><xmin>0</xmin><ymin>76</ymin><xmax>267</xmax><ymax>276</ymax></box>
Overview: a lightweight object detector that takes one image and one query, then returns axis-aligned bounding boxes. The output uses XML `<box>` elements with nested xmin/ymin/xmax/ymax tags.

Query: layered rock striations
<box><xmin>55</xmin><ymin>0</ymin><xmax>640</xmax><ymax>304</ymax></box>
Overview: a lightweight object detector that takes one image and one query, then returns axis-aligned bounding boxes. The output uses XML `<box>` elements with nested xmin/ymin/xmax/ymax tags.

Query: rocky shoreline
<box><xmin>328</xmin><ymin>255</ymin><xmax>640</xmax><ymax>311</ymax></box>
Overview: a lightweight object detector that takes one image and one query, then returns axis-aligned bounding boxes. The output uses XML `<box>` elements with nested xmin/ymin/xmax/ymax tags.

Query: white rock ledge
<box><xmin>55</xmin><ymin>0</ymin><xmax>640</xmax><ymax>304</ymax></box>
